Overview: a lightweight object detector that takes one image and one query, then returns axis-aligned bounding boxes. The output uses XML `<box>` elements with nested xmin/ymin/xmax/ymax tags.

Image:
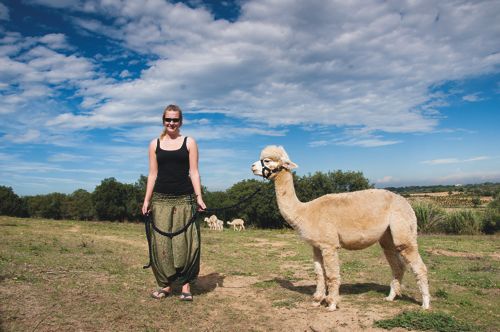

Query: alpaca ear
<box><xmin>283</xmin><ymin>160</ymin><xmax>298</xmax><ymax>169</ymax></box>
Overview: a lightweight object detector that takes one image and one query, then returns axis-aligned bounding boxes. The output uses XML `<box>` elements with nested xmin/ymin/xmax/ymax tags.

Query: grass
<box><xmin>0</xmin><ymin>216</ymin><xmax>499</xmax><ymax>331</ymax></box>
<box><xmin>374</xmin><ymin>310</ymin><xmax>477</xmax><ymax>331</ymax></box>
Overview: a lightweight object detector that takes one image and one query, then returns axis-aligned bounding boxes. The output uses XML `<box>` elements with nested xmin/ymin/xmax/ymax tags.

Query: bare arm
<box><xmin>187</xmin><ymin>137</ymin><xmax>206</xmax><ymax>210</ymax></box>
<box><xmin>142</xmin><ymin>139</ymin><xmax>158</xmax><ymax>215</ymax></box>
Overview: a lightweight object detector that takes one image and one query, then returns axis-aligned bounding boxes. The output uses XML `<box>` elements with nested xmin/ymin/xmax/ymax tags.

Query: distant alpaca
<box><xmin>251</xmin><ymin>145</ymin><xmax>430</xmax><ymax>311</ymax></box>
<box><xmin>216</xmin><ymin>219</ymin><xmax>224</xmax><ymax>231</ymax></box>
<box><xmin>204</xmin><ymin>215</ymin><xmax>219</xmax><ymax>230</ymax></box>
<box><xmin>227</xmin><ymin>219</ymin><xmax>245</xmax><ymax>231</ymax></box>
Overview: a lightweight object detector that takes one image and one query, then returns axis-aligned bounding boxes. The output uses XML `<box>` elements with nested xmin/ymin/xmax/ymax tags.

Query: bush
<box><xmin>482</xmin><ymin>196</ymin><xmax>500</xmax><ymax>234</ymax></box>
<box><xmin>442</xmin><ymin>210</ymin><xmax>482</xmax><ymax>235</ymax></box>
<box><xmin>412</xmin><ymin>201</ymin><xmax>446</xmax><ymax>233</ymax></box>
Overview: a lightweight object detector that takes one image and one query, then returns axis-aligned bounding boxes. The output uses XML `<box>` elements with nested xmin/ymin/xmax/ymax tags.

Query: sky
<box><xmin>0</xmin><ymin>0</ymin><xmax>499</xmax><ymax>196</ymax></box>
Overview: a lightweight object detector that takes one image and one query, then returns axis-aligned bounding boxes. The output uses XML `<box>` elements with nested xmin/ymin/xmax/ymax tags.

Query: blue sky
<box><xmin>0</xmin><ymin>0</ymin><xmax>499</xmax><ymax>196</ymax></box>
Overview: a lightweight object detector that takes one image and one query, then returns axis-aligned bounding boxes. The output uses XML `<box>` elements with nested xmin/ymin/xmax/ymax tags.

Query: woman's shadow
<box><xmin>274</xmin><ymin>278</ymin><xmax>420</xmax><ymax>305</ymax></box>
<box><xmin>192</xmin><ymin>273</ymin><xmax>225</xmax><ymax>295</ymax></box>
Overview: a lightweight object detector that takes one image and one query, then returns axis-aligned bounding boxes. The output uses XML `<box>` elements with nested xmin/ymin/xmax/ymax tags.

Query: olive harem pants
<box><xmin>148</xmin><ymin>193</ymin><xmax>200</xmax><ymax>287</ymax></box>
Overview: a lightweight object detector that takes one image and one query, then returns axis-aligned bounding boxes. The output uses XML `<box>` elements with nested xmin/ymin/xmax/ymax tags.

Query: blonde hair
<box><xmin>160</xmin><ymin>104</ymin><xmax>183</xmax><ymax>139</ymax></box>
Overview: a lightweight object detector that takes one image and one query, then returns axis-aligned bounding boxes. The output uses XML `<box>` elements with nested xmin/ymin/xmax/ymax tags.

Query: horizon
<box><xmin>1</xmin><ymin>0</ymin><xmax>499</xmax><ymax>196</ymax></box>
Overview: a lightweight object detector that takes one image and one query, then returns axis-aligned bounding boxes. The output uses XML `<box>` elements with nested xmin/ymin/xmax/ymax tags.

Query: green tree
<box><xmin>224</xmin><ymin>179</ymin><xmax>283</xmax><ymax>229</ymax></box>
<box><xmin>92</xmin><ymin>178</ymin><xmax>129</xmax><ymax>221</ymax></box>
<box><xmin>63</xmin><ymin>189</ymin><xmax>94</xmax><ymax>220</ymax></box>
<box><xmin>125</xmin><ymin>182</ymin><xmax>143</xmax><ymax>221</ymax></box>
<box><xmin>25</xmin><ymin>193</ymin><xmax>68</xmax><ymax>219</ymax></box>
<box><xmin>296</xmin><ymin>170</ymin><xmax>372</xmax><ymax>201</ymax></box>
<box><xmin>0</xmin><ymin>186</ymin><xmax>28</xmax><ymax>217</ymax></box>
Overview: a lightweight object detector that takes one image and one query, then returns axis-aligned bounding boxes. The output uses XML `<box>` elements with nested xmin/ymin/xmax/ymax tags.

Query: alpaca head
<box><xmin>251</xmin><ymin>145</ymin><xmax>298</xmax><ymax>180</ymax></box>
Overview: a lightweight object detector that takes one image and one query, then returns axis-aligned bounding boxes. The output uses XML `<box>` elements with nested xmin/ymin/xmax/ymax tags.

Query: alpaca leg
<box><xmin>321</xmin><ymin>247</ymin><xmax>341</xmax><ymax>311</ymax></box>
<box><xmin>399</xmin><ymin>246</ymin><xmax>431</xmax><ymax>309</ymax></box>
<box><xmin>382</xmin><ymin>248</ymin><xmax>406</xmax><ymax>301</ymax></box>
<box><xmin>312</xmin><ymin>247</ymin><xmax>326</xmax><ymax>307</ymax></box>
<box><xmin>379</xmin><ymin>231</ymin><xmax>406</xmax><ymax>301</ymax></box>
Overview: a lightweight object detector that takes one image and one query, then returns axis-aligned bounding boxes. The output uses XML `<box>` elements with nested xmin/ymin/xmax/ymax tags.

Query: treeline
<box><xmin>2</xmin><ymin>172</ymin><xmax>498</xmax><ymax>232</ymax></box>
<box><xmin>0</xmin><ymin>170</ymin><xmax>371</xmax><ymax>229</ymax></box>
<box><xmin>0</xmin><ymin>176</ymin><xmax>147</xmax><ymax>222</ymax></box>
<box><xmin>386</xmin><ymin>182</ymin><xmax>500</xmax><ymax>197</ymax></box>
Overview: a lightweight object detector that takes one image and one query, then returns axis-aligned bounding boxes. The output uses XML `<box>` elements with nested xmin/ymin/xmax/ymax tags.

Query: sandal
<box><xmin>179</xmin><ymin>292</ymin><xmax>193</xmax><ymax>301</ymax></box>
<box><xmin>151</xmin><ymin>288</ymin><xmax>170</xmax><ymax>299</ymax></box>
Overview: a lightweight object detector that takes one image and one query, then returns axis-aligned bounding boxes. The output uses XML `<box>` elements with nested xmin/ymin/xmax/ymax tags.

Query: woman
<box><xmin>142</xmin><ymin>104</ymin><xmax>206</xmax><ymax>301</ymax></box>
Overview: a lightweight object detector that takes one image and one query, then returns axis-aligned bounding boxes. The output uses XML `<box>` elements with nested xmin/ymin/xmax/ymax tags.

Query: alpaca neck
<box><xmin>274</xmin><ymin>171</ymin><xmax>303</xmax><ymax>229</ymax></box>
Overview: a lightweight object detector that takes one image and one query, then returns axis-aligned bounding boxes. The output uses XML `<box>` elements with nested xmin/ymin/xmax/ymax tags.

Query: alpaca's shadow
<box><xmin>275</xmin><ymin>278</ymin><xmax>420</xmax><ymax>305</ymax></box>
<box><xmin>192</xmin><ymin>273</ymin><xmax>225</xmax><ymax>295</ymax></box>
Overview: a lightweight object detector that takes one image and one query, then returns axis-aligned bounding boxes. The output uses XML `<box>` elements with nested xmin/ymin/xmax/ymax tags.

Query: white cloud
<box><xmin>32</xmin><ymin>0</ymin><xmax>497</xmax><ymax>137</ymax></box>
<box><xmin>47</xmin><ymin>153</ymin><xmax>90</xmax><ymax>162</ymax></box>
<box><xmin>3</xmin><ymin>129</ymin><xmax>41</xmax><ymax>143</ymax></box>
<box><xmin>38</xmin><ymin>33</ymin><xmax>72</xmax><ymax>50</ymax></box>
<box><xmin>376</xmin><ymin>176</ymin><xmax>395</xmax><ymax>184</ymax></box>
<box><xmin>119</xmin><ymin>69</ymin><xmax>131</xmax><ymax>78</ymax></box>
<box><xmin>4</xmin><ymin>0</ymin><xmax>499</xmax><ymax>139</ymax></box>
<box><xmin>421</xmin><ymin>156</ymin><xmax>491</xmax><ymax>165</ymax></box>
<box><xmin>462</xmin><ymin>93</ymin><xmax>483</xmax><ymax>102</ymax></box>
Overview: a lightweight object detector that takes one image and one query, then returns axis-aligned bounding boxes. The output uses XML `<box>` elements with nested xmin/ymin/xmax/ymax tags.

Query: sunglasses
<box><xmin>164</xmin><ymin>117</ymin><xmax>180</xmax><ymax>123</ymax></box>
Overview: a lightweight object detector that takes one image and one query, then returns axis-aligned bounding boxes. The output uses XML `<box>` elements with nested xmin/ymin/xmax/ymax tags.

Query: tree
<box><xmin>25</xmin><ymin>193</ymin><xmax>67</xmax><ymax>219</ymax></box>
<box><xmin>224</xmin><ymin>179</ymin><xmax>283</xmax><ymax>229</ymax></box>
<box><xmin>92</xmin><ymin>178</ymin><xmax>129</xmax><ymax>221</ymax></box>
<box><xmin>296</xmin><ymin>170</ymin><xmax>372</xmax><ymax>202</ymax></box>
<box><xmin>0</xmin><ymin>186</ymin><xmax>28</xmax><ymax>217</ymax></box>
<box><xmin>63</xmin><ymin>189</ymin><xmax>94</xmax><ymax>220</ymax></box>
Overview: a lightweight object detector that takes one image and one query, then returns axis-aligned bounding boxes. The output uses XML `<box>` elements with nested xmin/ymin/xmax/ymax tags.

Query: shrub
<box><xmin>442</xmin><ymin>210</ymin><xmax>482</xmax><ymax>235</ymax></box>
<box><xmin>412</xmin><ymin>201</ymin><xmax>446</xmax><ymax>233</ymax></box>
<box><xmin>482</xmin><ymin>196</ymin><xmax>500</xmax><ymax>234</ymax></box>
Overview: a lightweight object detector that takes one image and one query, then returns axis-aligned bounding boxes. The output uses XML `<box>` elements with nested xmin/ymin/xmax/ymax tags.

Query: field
<box><xmin>407</xmin><ymin>192</ymin><xmax>492</xmax><ymax>211</ymax></box>
<box><xmin>1</xmin><ymin>216</ymin><xmax>499</xmax><ymax>331</ymax></box>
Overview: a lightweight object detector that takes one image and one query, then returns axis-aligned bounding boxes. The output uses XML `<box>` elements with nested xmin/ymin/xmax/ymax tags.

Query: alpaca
<box><xmin>227</xmin><ymin>219</ymin><xmax>245</xmax><ymax>231</ymax></box>
<box><xmin>204</xmin><ymin>217</ymin><xmax>213</xmax><ymax>230</ymax></box>
<box><xmin>251</xmin><ymin>145</ymin><xmax>430</xmax><ymax>311</ymax></box>
<box><xmin>216</xmin><ymin>219</ymin><xmax>224</xmax><ymax>231</ymax></box>
<box><xmin>205</xmin><ymin>215</ymin><xmax>219</xmax><ymax>230</ymax></box>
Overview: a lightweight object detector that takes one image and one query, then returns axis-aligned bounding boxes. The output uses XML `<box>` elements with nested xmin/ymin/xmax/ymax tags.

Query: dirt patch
<box><xmin>67</xmin><ymin>225</ymin><xmax>81</xmax><ymax>232</ymax></box>
<box><xmin>427</xmin><ymin>249</ymin><xmax>500</xmax><ymax>260</ymax></box>
<box><xmin>244</xmin><ymin>238</ymin><xmax>289</xmax><ymax>248</ymax></box>
<box><xmin>84</xmin><ymin>234</ymin><xmax>147</xmax><ymax>249</ymax></box>
<box><xmin>194</xmin><ymin>272</ymin><xmax>406</xmax><ymax>332</ymax></box>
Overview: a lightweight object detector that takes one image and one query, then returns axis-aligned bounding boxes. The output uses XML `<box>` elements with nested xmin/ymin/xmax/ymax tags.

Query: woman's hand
<box><xmin>142</xmin><ymin>201</ymin><xmax>150</xmax><ymax>215</ymax></box>
<box><xmin>196</xmin><ymin>196</ymin><xmax>206</xmax><ymax>211</ymax></box>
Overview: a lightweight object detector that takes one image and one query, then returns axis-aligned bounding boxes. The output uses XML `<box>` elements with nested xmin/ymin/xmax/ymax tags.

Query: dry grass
<box><xmin>1</xmin><ymin>216</ymin><xmax>498</xmax><ymax>331</ymax></box>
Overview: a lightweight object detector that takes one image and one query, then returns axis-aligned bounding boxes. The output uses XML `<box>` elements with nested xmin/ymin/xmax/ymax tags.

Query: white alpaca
<box><xmin>204</xmin><ymin>215</ymin><xmax>219</xmax><ymax>230</ymax></box>
<box><xmin>251</xmin><ymin>145</ymin><xmax>430</xmax><ymax>311</ymax></box>
<box><xmin>227</xmin><ymin>218</ymin><xmax>245</xmax><ymax>231</ymax></box>
<box><xmin>216</xmin><ymin>219</ymin><xmax>224</xmax><ymax>231</ymax></box>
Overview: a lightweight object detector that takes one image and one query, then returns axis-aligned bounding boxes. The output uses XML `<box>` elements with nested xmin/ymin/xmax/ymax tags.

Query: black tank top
<box><xmin>153</xmin><ymin>136</ymin><xmax>194</xmax><ymax>195</ymax></box>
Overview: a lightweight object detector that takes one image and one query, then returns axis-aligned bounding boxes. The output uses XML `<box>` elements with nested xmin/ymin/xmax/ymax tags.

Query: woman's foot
<box><xmin>179</xmin><ymin>283</ymin><xmax>193</xmax><ymax>301</ymax></box>
<box><xmin>151</xmin><ymin>287</ymin><xmax>171</xmax><ymax>299</ymax></box>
